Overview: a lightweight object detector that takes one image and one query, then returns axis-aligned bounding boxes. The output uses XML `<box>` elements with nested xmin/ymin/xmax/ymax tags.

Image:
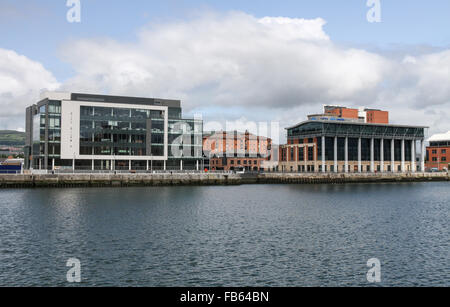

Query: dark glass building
<box><xmin>279</xmin><ymin>120</ymin><xmax>428</xmax><ymax>173</ymax></box>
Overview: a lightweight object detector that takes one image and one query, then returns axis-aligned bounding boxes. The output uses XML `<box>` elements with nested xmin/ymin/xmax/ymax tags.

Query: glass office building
<box><xmin>24</xmin><ymin>92</ymin><xmax>203</xmax><ymax>171</ymax></box>
<box><xmin>279</xmin><ymin>120</ymin><xmax>428</xmax><ymax>173</ymax></box>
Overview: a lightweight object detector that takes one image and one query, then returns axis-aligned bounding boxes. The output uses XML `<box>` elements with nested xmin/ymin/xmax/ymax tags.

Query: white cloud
<box><xmin>257</xmin><ymin>16</ymin><xmax>330</xmax><ymax>41</ymax></box>
<box><xmin>0</xmin><ymin>48</ymin><xmax>59</xmax><ymax>129</ymax></box>
<box><xmin>399</xmin><ymin>50</ymin><xmax>450</xmax><ymax>108</ymax></box>
<box><xmin>1</xmin><ymin>11</ymin><xmax>450</xmax><ymax>137</ymax></box>
<box><xmin>60</xmin><ymin>12</ymin><xmax>390</xmax><ymax>111</ymax></box>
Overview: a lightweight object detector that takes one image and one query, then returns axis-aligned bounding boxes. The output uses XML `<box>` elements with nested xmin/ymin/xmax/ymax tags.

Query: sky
<box><xmin>1</xmin><ymin>0</ymin><xmax>449</xmax><ymax>140</ymax></box>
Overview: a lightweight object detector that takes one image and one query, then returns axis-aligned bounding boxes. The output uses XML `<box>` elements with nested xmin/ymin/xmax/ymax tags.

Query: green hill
<box><xmin>0</xmin><ymin>130</ymin><xmax>26</xmax><ymax>146</ymax></box>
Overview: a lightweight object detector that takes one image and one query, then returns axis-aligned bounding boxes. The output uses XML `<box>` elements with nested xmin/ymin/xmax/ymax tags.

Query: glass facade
<box><xmin>168</xmin><ymin>118</ymin><xmax>203</xmax><ymax>159</ymax></box>
<box><xmin>79</xmin><ymin>106</ymin><xmax>165</xmax><ymax>157</ymax></box>
<box><xmin>31</xmin><ymin>112</ymin><xmax>44</xmax><ymax>169</ymax></box>
<box><xmin>286</xmin><ymin>121</ymin><xmax>425</xmax><ymax>163</ymax></box>
<box><xmin>288</xmin><ymin>121</ymin><xmax>425</xmax><ymax>140</ymax></box>
<box><xmin>31</xmin><ymin>100</ymin><xmax>63</xmax><ymax>169</ymax></box>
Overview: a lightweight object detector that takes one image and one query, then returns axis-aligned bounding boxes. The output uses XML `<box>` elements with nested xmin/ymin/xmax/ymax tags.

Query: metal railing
<box><xmin>25</xmin><ymin>169</ymin><xmax>235</xmax><ymax>175</ymax></box>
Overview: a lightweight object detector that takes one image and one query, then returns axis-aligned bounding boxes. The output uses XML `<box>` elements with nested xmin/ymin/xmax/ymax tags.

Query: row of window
<box><xmin>211</xmin><ymin>159</ymin><xmax>259</xmax><ymax>165</ymax></box>
<box><xmin>431</xmin><ymin>149</ymin><xmax>447</xmax><ymax>154</ymax></box>
<box><xmin>281</xmin><ymin>147</ymin><xmax>314</xmax><ymax>161</ymax></box>
<box><xmin>80</xmin><ymin>106</ymin><xmax>165</xmax><ymax>120</ymax></box>
<box><xmin>79</xmin><ymin>146</ymin><xmax>164</xmax><ymax>156</ymax></box>
<box><xmin>288</xmin><ymin>122</ymin><xmax>425</xmax><ymax>138</ymax></box>
<box><xmin>431</xmin><ymin>157</ymin><xmax>447</xmax><ymax>162</ymax></box>
<box><xmin>80</xmin><ymin>120</ymin><xmax>151</xmax><ymax>131</ymax></box>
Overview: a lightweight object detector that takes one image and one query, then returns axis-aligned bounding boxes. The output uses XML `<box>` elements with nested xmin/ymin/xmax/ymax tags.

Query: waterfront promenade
<box><xmin>0</xmin><ymin>172</ymin><xmax>448</xmax><ymax>188</ymax></box>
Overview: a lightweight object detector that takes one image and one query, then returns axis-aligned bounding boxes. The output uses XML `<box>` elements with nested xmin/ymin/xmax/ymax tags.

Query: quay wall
<box><xmin>0</xmin><ymin>172</ymin><xmax>449</xmax><ymax>188</ymax></box>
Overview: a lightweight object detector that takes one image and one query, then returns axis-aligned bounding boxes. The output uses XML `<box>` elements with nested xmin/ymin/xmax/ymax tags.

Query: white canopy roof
<box><xmin>428</xmin><ymin>131</ymin><xmax>450</xmax><ymax>142</ymax></box>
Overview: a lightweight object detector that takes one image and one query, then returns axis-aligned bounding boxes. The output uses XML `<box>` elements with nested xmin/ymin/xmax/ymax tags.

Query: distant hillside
<box><xmin>0</xmin><ymin>130</ymin><xmax>26</xmax><ymax>146</ymax></box>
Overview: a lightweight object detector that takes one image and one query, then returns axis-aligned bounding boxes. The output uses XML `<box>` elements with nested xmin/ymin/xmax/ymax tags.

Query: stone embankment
<box><xmin>0</xmin><ymin>172</ymin><xmax>448</xmax><ymax>188</ymax></box>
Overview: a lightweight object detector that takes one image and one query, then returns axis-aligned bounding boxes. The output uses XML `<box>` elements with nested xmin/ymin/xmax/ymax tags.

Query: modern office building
<box><xmin>24</xmin><ymin>92</ymin><xmax>203</xmax><ymax>171</ymax></box>
<box><xmin>203</xmin><ymin>131</ymin><xmax>272</xmax><ymax>171</ymax></box>
<box><xmin>278</xmin><ymin>108</ymin><xmax>428</xmax><ymax>173</ymax></box>
<box><xmin>426</xmin><ymin>131</ymin><xmax>450</xmax><ymax>171</ymax></box>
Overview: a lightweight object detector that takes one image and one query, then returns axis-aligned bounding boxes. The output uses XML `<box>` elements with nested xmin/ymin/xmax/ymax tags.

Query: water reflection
<box><xmin>0</xmin><ymin>182</ymin><xmax>448</xmax><ymax>286</ymax></box>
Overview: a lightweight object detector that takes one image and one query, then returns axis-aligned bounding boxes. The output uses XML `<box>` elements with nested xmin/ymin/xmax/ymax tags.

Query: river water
<box><xmin>0</xmin><ymin>182</ymin><xmax>448</xmax><ymax>286</ymax></box>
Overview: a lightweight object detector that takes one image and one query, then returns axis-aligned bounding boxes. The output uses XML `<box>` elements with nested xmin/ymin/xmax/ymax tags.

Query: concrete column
<box><xmin>321</xmin><ymin>136</ymin><xmax>326</xmax><ymax>173</ymax></box>
<box><xmin>344</xmin><ymin>137</ymin><xmax>348</xmax><ymax>173</ymax></box>
<box><xmin>52</xmin><ymin>158</ymin><xmax>55</xmax><ymax>171</ymax></box>
<box><xmin>358</xmin><ymin>137</ymin><xmax>362</xmax><ymax>173</ymax></box>
<box><xmin>164</xmin><ymin>160</ymin><xmax>166</xmax><ymax>171</ymax></box>
<box><xmin>196</xmin><ymin>160</ymin><xmax>199</xmax><ymax>171</ymax></box>
<box><xmin>72</xmin><ymin>158</ymin><xmax>75</xmax><ymax>171</ymax></box>
<box><xmin>111</xmin><ymin>160</ymin><xmax>113</xmax><ymax>171</ymax></box>
<box><xmin>401</xmin><ymin>139</ymin><xmax>405</xmax><ymax>172</ymax></box>
<box><xmin>146</xmin><ymin>160</ymin><xmax>149</xmax><ymax>171</ymax></box>
<box><xmin>420</xmin><ymin>139</ymin><xmax>425</xmax><ymax>172</ymax></box>
<box><xmin>380</xmin><ymin>138</ymin><xmax>384</xmax><ymax>172</ymax></box>
<box><xmin>180</xmin><ymin>160</ymin><xmax>183</xmax><ymax>171</ymax></box>
<box><xmin>129</xmin><ymin>160</ymin><xmax>132</xmax><ymax>171</ymax></box>
<box><xmin>391</xmin><ymin>139</ymin><xmax>395</xmax><ymax>173</ymax></box>
<box><xmin>370</xmin><ymin>138</ymin><xmax>375</xmax><ymax>173</ymax></box>
<box><xmin>411</xmin><ymin>140</ymin><xmax>416</xmax><ymax>173</ymax></box>
<box><xmin>91</xmin><ymin>159</ymin><xmax>94</xmax><ymax>171</ymax></box>
<box><xmin>334</xmin><ymin>136</ymin><xmax>338</xmax><ymax>173</ymax></box>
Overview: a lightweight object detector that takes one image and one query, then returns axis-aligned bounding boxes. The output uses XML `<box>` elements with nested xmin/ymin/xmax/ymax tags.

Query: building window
<box><xmin>299</xmin><ymin>147</ymin><xmax>304</xmax><ymax>161</ymax></box>
<box><xmin>432</xmin><ymin>157</ymin><xmax>437</xmax><ymax>162</ymax></box>
<box><xmin>442</xmin><ymin>149</ymin><xmax>447</xmax><ymax>154</ymax></box>
<box><xmin>308</xmin><ymin>147</ymin><xmax>314</xmax><ymax>161</ymax></box>
<box><xmin>442</xmin><ymin>157</ymin><xmax>447</xmax><ymax>162</ymax></box>
<box><xmin>432</xmin><ymin>150</ymin><xmax>437</xmax><ymax>154</ymax></box>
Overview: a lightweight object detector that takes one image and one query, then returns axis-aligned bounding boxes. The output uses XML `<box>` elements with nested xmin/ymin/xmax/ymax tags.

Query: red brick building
<box><xmin>324</xmin><ymin>106</ymin><xmax>359</xmax><ymax>120</ymax></box>
<box><xmin>279</xmin><ymin>137</ymin><xmax>319</xmax><ymax>172</ymax></box>
<box><xmin>203</xmin><ymin>131</ymin><xmax>272</xmax><ymax>171</ymax></box>
<box><xmin>426</xmin><ymin>131</ymin><xmax>450</xmax><ymax>171</ymax></box>
<box><xmin>365</xmin><ymin>109</ymin><xmax>389</xmax><ymax>124</ymax></box>
<box><xmin>319</xmin><ymin>105</ymin><xmax>390</xmax><ymax>124</ymax></box>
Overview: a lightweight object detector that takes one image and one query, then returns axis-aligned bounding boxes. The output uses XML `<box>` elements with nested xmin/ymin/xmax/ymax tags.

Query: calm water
<box><xmin>0</xmin><ymin>182</ymin><xmax>449</xmax><ymax>287</ymax></box>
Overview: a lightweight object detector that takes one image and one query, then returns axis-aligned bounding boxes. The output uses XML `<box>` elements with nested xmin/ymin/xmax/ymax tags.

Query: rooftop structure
<box><xmin>426</xmin><ymin>131</ymin><xmax>450</xmax><ymax>171</ymax></box>
<box><xmin>428</xmin><ymin>131</ymin><xmax>450</xmax><ymax>144</ymax></box>
<box><xmin>308</xmin><ymin>105</ymin><xmax>389</xmax><ymax>124</ymax></box>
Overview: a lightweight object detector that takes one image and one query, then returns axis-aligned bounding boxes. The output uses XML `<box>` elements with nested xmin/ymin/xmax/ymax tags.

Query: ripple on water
<box><xmin>0</xmin><ymin>182</ymin><xmax>449</xmax><ymax>287</ymax></box>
